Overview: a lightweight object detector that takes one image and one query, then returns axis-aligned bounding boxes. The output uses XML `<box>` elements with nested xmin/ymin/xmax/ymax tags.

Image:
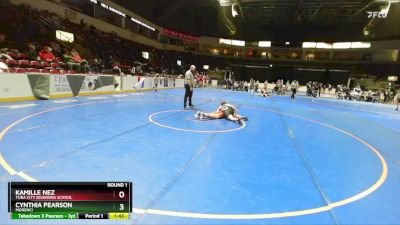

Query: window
<box><xmin>56</xmin><ymin>30</ymin><xmax>74</xmax><ymax>43</ymax></box>
<box><xmin>142</xmin><ymin>52</ymin><xmax>149</xmax><ymax>59</ymax></box>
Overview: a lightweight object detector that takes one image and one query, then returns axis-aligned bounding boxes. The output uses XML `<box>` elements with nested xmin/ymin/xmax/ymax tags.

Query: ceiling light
<box><xmin>351</xmin><ymin>42</ymin><xmax>371</xmax><ymax>48</ymax></box>
<box><xmin>316</xmin><ymin>42</ymin><xmax>333</xmax><ymax>49</ymax></box>
<box><xmin>333</xmin><ymin>42</ymin><xmax>352</xmax><ymax>49</ymax></box>
<box><xmin>232</xmin><ymin>40</ymin><xmax>245</xmax><ymax>46</ymax></box>
<box><xmin>259</xmin><ymin>41</ymin><xmax>271</xmax><ymax>47</ymax></box>
<box><xmin>302</xmin><ymin>42</ymin><xmax>317</xmax><ymax>48</ymax></box>
<box><xmin>232</xmin><ymin>3</ymin><xmax>239</xmax><ymax>17</ymax></box>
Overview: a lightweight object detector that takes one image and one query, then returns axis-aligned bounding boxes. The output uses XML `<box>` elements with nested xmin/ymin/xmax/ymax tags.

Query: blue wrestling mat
<box><xmin>0</xmin><ymin>88</ymin><xmax>400</xmax><ymax>225</ymax></box>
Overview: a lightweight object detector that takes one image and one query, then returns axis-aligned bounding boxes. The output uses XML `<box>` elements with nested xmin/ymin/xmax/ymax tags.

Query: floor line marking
<box><xmin>134</xmin><ymin>134</ymin><xmax>217</xmax><ymax>224</ymax></box>
<box><xmin>270</xmin><ymin>95</ymin><xmax>341</xmax><ymax>224</ymax></box>
<box><xmin>272</xmin><ymin>100</ymin><xmax>340</xmax><ymax>224</ymax></box>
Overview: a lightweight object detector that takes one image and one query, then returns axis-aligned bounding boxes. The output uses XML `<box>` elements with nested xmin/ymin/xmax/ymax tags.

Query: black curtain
<box><xmin>230</xmin><ymin>65</ymin><xmax>350</xmax><ymax>85</ymax></box>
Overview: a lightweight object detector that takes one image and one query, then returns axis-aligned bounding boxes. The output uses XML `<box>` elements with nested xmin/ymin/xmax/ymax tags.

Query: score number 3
<box><xmin>119</xmin><ymin>191</ymin><xmax>125</xmax><ymax>211</ymax></box>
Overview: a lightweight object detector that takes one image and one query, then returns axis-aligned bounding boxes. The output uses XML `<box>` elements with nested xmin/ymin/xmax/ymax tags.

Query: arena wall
<box><xmin>0</xmin><ymin>73</ymin><xmax>183</xmax><ymax>102</ymax></box>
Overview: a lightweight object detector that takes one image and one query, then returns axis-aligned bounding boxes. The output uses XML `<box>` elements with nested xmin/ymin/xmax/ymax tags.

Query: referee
<box><xmin>290</xmin><ymin>80</ymin><xmax>299</xmax><ymax>99</ymax></box>
<box><xmin>184</xmin><ymin>65</ymin><xmax>196</xmax><ymax>109</ymax></box>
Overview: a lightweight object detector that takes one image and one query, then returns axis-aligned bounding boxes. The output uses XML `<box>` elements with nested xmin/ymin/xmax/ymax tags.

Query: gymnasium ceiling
<box><xmin>113</xmin><ymin>0</ymin><xmax>400</xmax><ymax>41</ymax></box>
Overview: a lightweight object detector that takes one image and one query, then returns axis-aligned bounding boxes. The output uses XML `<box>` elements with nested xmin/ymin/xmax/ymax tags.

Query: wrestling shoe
<box><xmin>199</xmin><ymin>112</ymin><xmax>205</xmax><ymax>120</ymax></box>
<box><xmin>195</xmin><ymin>111</ymin><xmax>201</xmax><ymax>119</ymax></box>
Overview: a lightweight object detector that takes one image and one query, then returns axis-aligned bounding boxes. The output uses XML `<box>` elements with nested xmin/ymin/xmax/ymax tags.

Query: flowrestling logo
<box><xmin>367</xmin><ymin>0</ymin><xmax>392</xmax><ymax>18</ymax></box>
<box><xmin>367</xmin><ymin>11</ymin><xmax>388</xmax><ymax>18</ymax></box>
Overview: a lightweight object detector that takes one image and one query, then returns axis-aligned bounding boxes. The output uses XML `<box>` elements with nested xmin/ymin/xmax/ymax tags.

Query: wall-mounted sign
<box><xmin>163</xmin><ymin>29</ymin><xmax>199</xmax><ymax>42</ymax></box>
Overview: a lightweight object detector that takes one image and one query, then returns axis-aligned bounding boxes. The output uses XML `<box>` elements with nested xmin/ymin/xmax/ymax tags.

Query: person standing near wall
<box><xmin>184</xmin><ymin>65</ymin><xmax>196</xmax><ymax>109</ymax></box>
<box><xmin>290</xmin><ymin>80</ymin><xmax>299</xmax><ymax>100</ymax></box>
<box><xmin>263</xmin><ymin>80</ymin><xmax>269</xmax><ymax>95</ymax></box>
<box><xmin>153</xmin><ymin>73</ymin><xmax>159</xmax><ymax>92</ymax></box>
<box><xmin>394</xmin><ymin>90</ymin><xmax>400</xmax><ymax>111</ymax></box>
<box><xmin>134</xmin><ymin>75</ymin><xmax>145</xmax><ymax>92</ymax></box>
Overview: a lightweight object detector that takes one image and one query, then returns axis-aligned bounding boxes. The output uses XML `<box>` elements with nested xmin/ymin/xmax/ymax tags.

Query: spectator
<box><xmin>249</xmin><ymin>78</ymin><xmax>255</xmax><ymax>92</ymax></box>
<box><xmin>38</xmin><ymin>45</ymin><xmax>56</xmax><ymax>62</ymax></box>
<box><xmin>263</xmin><ymin>80</ymin><xmax>268</xmax><ymax>93</ymax></box>
<box><xmin>71</xmin><ymin>48</ymin><xmax>89</xmax><ymax>73</ymax></box>
<box><xmin>379</xmin><ymin>91</ymin><xmax>385</xmax><ymax>103</ymax></box>
<box><xmin>90</xmin><ymin>58</ymin><xmax>102</xmax><ymax>74</ymax></box>
<box><xmin>130</xmin><ymin>64</ymin><xmax>136</xmax><ymax>75</ymax></box>
<box><xmin>244</xmin><ymin>81</ymin><xmax>249</xmax><ymax>92</ymax></box>
<box><xmin>0</xmin><ymin>48</ymin><xmax>13</xmax><ymax>60</ymax></box>
<box><xmin>233</xmin><ymin>81</ymin><xmax>239</xmax><ymax>91</ymax></box>
<box><xmin>254</xmin><ymin>80</ymin><xmax>259</xmax><ymax>93</ymax></box>
<box><xmin>26</xmin><ymin>43</ymin><xmax>39</xmax><ymax>60</ymax></box>
<box><xmin>104</xmin><ymin>54</ymin><xmax>114</xmax><ymax>70</ymax></box>
<box><xmin>260</xmin><ymin>80</ymin><xmax>269</xmax><ymax>97</ymax></box>
<box><xmin>113</xmin><ymin>62</ymin><xmax>123</xmax><ymax>75</ymax></box>
<box><xmin>63</xmin><ymin>50</ymin><xmax>80</xmax><ymax>71</ymax></box>
<box><xmin>49</xmin><ymin>41</ymin><xmax>62</xmax><ymax>57</ymax></box>
<box><xmin>286</xmin><ymin>80</ymin><xmax>291</xmax><ymax>91</ymax></box>
<box><xmin>290</xmin><ymin>80</ymin><xmax>300</xmax><ymax>99</ymax></box>
<box><xmin>318</xmin><ymin>83</ymin><xmax>323</xmax><ymax>97</ymax></box>
<box><xmin>70</xmin><ymin>48</ymin><xmax>82</xmax><ymax>63</ymax></box>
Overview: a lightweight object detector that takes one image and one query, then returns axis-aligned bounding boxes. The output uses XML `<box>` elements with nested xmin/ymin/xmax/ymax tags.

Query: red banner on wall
<box><xmin>162</xmin><ymin>29</ymin><xmax>199</xmax><ymax>42</ymax></box>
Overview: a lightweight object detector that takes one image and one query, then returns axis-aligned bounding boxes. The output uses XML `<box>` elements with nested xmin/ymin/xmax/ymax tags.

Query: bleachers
<box><xmin>50</xmin><ymin>69</ymin><xmax>60</xmax><ymax>74</ymax></box>
<box><xmin>18</xmin><ymin>53</ymin><xmax>28</xmax><ymax>59</ymax></box>
<box><xmin>5</xmin><ymin>59</ymin><xmax>18</xmax><ymax>67</ymax></box>
<box><xmin>30</xmin><ymin>61</ymin><xmax>41</xmax><ymax>68</ymax></box>
<box><xmin>18</xmin><ymin>60</ymin><xmax>30</xmax><ymax>67</ymax></box>
<box><xmin>27</xmin><ymin>68</ymin><xmax>40</xmax><ymax>73</ymax></box>
<box><xmin>14</xmin><ymin>68</ymin><xmax>27</xmax><ymax>73</ymax></box>
<box><xmin>1</xmin><ymin>58</ymin><xmax>72</xmax><ymax>74</ymax></box>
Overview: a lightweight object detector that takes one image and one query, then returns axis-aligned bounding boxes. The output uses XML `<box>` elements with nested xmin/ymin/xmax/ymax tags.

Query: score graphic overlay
<box><xmin>8</xmin><ymin>182</ymin><xmax>132</xmax><ymax>220</ymax></box>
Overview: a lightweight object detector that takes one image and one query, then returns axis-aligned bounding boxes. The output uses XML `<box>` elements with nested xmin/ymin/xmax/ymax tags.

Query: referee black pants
<box><xmin>184</xmin><ymin>84</ymin><xmax>193</xmax><ymax>107</ymax></box>
<box><xmin>291</xmin><ymin>88</ymin><xmax>297</xmax><ymax>99</ymax></box>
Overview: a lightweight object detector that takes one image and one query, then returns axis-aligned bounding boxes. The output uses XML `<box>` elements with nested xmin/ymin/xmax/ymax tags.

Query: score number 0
<box><xmin>119</xmin><ymin>191</ymin><xmax>125</xmax><ymax>211</ymax></box>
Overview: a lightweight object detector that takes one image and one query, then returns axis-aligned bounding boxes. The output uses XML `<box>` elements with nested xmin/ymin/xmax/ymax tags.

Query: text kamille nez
<box><xmin>15</xmin><ymin>190</ymin><xmax>56</xmax><ymax>196</ymax></box>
